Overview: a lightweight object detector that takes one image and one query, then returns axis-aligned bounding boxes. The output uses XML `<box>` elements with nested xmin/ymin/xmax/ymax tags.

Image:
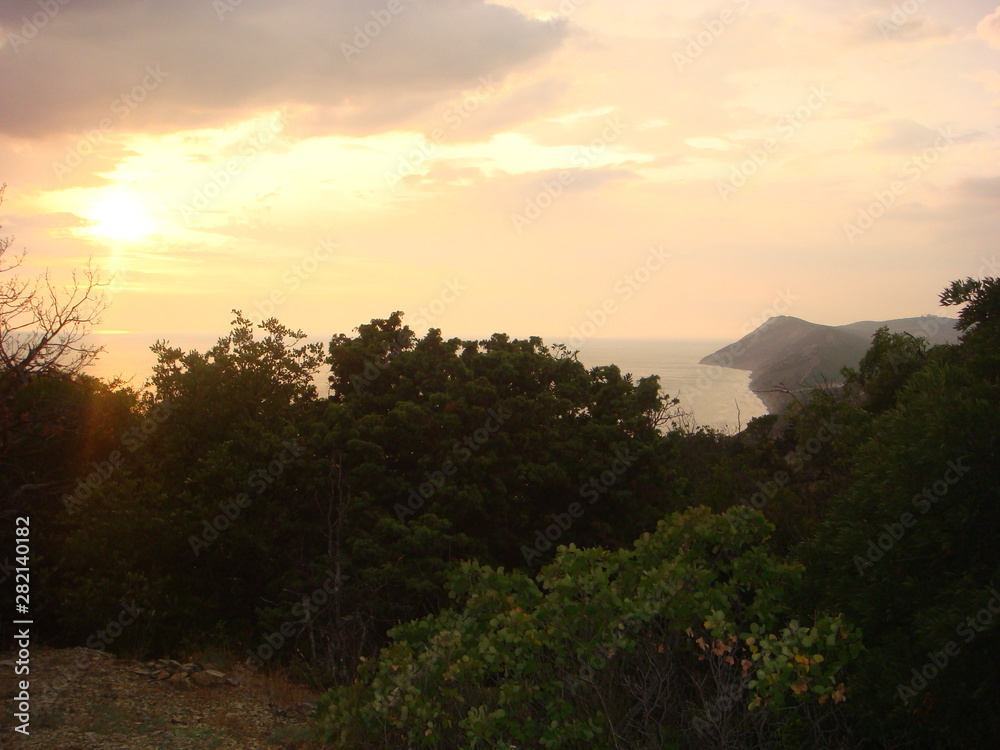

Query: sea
<box><xmin>86</xmin><ymin>334</ymin><xmax>767</xmax><ymax>432</ymax></box>
<box><xmin>572</xmin><ymin>339</ymin><xmax>767</xmax><ymax>432</ymax></box>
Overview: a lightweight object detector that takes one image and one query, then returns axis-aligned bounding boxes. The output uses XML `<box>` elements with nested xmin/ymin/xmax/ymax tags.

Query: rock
<box><xmin>192</xmin><ymin>668</ymin><xmax>228</xmax><ymax>687</ymax></box>
<box><xmin>204</xmin><ymin>669</ymin><xmax>228</xmax><ymax>685</ymax></box>
<box><xmin>191</xmin><ymin>671</ymin><xmax>213</xmax><ymax>687</ymax></box>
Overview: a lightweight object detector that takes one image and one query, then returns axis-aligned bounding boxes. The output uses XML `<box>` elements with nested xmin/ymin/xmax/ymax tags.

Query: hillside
<box><xmin>700</xmin><ymin>315</ymin><xmax>960</xmax><ymax>413</ymax></box>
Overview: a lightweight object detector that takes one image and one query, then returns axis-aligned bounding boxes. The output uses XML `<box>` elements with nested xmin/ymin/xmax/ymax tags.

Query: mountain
<box><xmin>700</xmin><ymin>315</ymin><xmax>960</xmax><ymax>413</ymax></box>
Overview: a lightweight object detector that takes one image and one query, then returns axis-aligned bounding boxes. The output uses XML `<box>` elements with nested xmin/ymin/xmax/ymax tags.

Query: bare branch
<box><xmin>0</xmin><ymin>187</ymin><xmax>109</xmax><ymax>389</ymax></box>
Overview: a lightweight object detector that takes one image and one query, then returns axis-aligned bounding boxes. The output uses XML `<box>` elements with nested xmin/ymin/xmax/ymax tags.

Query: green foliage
<box><xmin>841</xmin><ymin>325</ymin><xmax>929</xmax><ymax>413</ymax></box>
<box><xmin>800</xmin><ymin>277</ymin><xmax>1000</xmax><ymax>747</ymax></box>
<box><xmin>317</xmin><ymin>506</ymin><xmax>860</xmax><ymax>749</ymax></box>
<box><xmin>46</xmin><ymin>311</ymin><xmax>682</xmax><ymax>676</ymax></box>
<box><xmin>940</xmin><ymin>276</ymin><xmax>1000</xmax><ymax>334</ymax></box>
<box><xmin>0</xmin><ymin>371</ymin><xmax>137</xmax><ymax>645</ymax></box>
<box><xmin>13</xmin><ymin>272</ymin><xmax>1000</xmax><ymax>750</ymax></box>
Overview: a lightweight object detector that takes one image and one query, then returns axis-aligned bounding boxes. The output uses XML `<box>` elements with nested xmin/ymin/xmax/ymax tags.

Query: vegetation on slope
<box><xmin>3</xmin><ymin>248</ymin><xmax>998</xmax><ymax>748</ymax></box>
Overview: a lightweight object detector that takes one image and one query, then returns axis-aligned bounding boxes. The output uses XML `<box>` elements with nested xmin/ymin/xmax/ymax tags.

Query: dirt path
<box><xmin>0</xmin><ymin>647</ymin><xmax>325</xmax><ymax>749</ymax></box>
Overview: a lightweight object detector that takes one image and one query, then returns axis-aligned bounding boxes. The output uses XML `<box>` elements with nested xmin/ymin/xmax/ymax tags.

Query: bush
<box><xmin>317</xmin><ymin>506</ymin><xmax>862</xmax><ymax>749</ymax></box>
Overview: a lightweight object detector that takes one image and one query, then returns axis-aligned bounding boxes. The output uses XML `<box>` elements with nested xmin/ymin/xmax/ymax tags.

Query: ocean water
<box><xmin>87</xmin><ymin>334</ymin><xmax>766</xmax><ymax>432</ymax></box>
<box><xmin>571</xmin><ymin>339</ymin><xmax>767</xmax><ymax>432</ymax></box>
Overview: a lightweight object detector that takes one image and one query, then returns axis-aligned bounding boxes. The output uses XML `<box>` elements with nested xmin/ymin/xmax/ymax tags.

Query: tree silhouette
<box><xmin>0</xmin><ymin>184</ymin><xmax>108</xmax><ymax>392</ymax></box>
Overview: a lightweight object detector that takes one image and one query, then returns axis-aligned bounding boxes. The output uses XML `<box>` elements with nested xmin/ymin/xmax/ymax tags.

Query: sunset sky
<box><xmin>2</xmin><ymin>0</ymin><xmax>999</xmax><ymax>355</ymax></box>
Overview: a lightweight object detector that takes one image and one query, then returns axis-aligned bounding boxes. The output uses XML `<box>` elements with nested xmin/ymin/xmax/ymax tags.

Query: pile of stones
<box><xmin>132</xmin><ymin>659</ymin><xmax>235</xmax><ymax>688</ymax></box>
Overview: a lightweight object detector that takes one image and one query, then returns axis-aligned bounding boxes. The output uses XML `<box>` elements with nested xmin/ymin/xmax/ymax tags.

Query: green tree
<box><xmin>318</xmin><ymin>506</ymin><xmax>861</xmax><ymax>749</ymax></box>
<box><xmin>841</xmin><ymin>325</ymin><xmax>929</xmax><ymax>414</ymax></box>
<box><xmin>800</xmin><ymin>277</ymin><xmax>1000</xmax><ymax>747</ymax></box>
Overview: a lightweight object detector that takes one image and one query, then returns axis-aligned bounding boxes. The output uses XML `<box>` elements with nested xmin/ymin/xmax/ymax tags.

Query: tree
<box><xmin>0</xmin><ymin>184</ymin><xmax>108</xmax><ymax>392</ymax></box>
<box><xmin>940</xmin><ymin>276</ymin><xmax>1000</xmax><ymax>335</ymax></box>
<box><xmin>318</xmin><ymin>506</ymin><xmax>861</xmax><ymax>750</ymax></box>
<box><xmin>841</xmin><ymin>325</ymin><xmax>928</xmax><ymax>413</ymax></box>
<box><xmin>0</xmin><ymin>185</ymin><xmax>134</xmax><ymax>651</ymax></box>
<box><xmin>800</xmin><ymin>277</ymin><xmax>1000</xmax><ymax>747</ymax></box>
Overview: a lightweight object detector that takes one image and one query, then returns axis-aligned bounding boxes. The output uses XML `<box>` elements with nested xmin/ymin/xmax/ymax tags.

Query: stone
<box><xmin>191</xmin><ymin>671</ymin><xmax>213</xmax><ymax>687</ymax></box>
<box><xmin>203</xmin><ymin>669</ymin><xmax>227</xmax><ymax>684</ymax></box>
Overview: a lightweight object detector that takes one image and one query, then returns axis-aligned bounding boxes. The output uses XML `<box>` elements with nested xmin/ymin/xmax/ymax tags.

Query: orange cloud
<box><xmin>977</xmin><ymin>5</ymin><xmax>1000</xmax><ymax>49</ymax></box>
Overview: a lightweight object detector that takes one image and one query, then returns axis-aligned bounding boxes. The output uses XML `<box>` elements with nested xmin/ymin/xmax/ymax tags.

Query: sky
<box><xmin>1</xmin><ymin>0</ymin><xmax>999</xmax><ymax>355</ymax></box>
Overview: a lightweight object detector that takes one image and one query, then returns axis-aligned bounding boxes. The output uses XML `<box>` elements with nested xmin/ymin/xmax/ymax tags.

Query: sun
<box><xmin>86</xmin><ymin>193</ymin><xmax>156</xmax><ymax>240</ymax></box>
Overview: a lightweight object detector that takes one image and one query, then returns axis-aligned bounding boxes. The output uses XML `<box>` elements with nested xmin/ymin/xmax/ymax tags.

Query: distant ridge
<box><xmin>700</xmin><ymin>315</ymin><xmax>960</xmax><ymax>413</ymax></box>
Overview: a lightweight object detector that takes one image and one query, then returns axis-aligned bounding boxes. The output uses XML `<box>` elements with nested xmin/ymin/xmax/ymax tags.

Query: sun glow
<box><xmin>86</xmin><ymin>193</ymin><xmax>156</xmax><ymax>240</ymax></box>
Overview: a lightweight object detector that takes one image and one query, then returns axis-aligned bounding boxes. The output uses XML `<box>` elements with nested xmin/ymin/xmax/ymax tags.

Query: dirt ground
<box><xmin>0</xmin><ymin>647</ymin><xmax>326</xmax><ymax>749</ymax></box>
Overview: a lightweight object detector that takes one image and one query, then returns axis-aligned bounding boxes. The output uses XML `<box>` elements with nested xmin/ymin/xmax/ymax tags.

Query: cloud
<box><xmin>977</xmin><ymin>5</ymin><xmax>1000</xmax><ymax>48</ymax></box>
<box><xmin>966</xmin><ymin>69</ymin><xmax>1000</xmax><ymax>93</ymax></box>
<box><xmin>842</xmin><ymin>10</ymin><xmax>954</xmax><ymax>46</ymax></box>
<box><xmin>960</xmin><ymin>176</ymin><xmax>1000</xmax><ymax>201</ymax></box>
<box><xmin>865</xmin><ymin>119</ymin><xmax>958</xmax><ymax>153</ymax></box>
<box><xmin>0</xmin><ymin>0</ymin><xmax>566</xmax><ymax>139</ymax></box>
<box><xmin>1</xmin><ymin>211</ymin><xmax>89</xmax><ymax>231</ymax></box>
